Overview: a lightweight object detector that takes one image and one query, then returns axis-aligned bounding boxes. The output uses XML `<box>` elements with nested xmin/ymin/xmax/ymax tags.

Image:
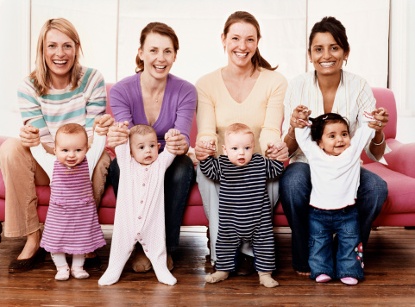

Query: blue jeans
<box><xmin>309</xmin><ymin>205</ymin><xmax>364</xmax><ymax>280</ymax></box>
<box><xmin>279</xmin><ymin>162</ymin><xmax>387</xmax><ymax>272</ymax></box>
<box><xmin>107</xmin><ymin>154</ymin><xmax>195</xmax><ymax>253</ymax></box>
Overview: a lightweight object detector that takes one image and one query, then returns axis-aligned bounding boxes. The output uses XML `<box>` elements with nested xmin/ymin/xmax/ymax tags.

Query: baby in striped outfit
<box><xmin>198</xmin><ymin>123</ymin><xmax>284</xmax><ymax>288</ymax></box>
<box><xmin>30</xmin><ymin>123</ymin><xmax>107</xmax><ymax>281</ymax></box>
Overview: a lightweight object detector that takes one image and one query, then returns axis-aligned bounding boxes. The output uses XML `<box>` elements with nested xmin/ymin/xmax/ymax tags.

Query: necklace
<box><xmin>141</xmin><ymin>75</ymin><xmax>164</xmax><ymax>104</ymax></box>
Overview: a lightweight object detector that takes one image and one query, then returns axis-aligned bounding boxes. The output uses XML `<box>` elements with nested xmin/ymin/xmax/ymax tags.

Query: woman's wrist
<box><xmin>371</xmin><ymin>132</ymin><xmax>385</xmax><ymax>146</ymax></box>
<box><xmin>286</xmin><ymin>126</ymin><xmax>296</xmax><ymax>141</ymax></box>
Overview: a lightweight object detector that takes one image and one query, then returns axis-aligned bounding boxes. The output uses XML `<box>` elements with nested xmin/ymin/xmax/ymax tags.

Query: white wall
<box><xmin>390</xmin><ymin>0</ymin><xmax>415</xmax><ymax>116</ymax></box>
<box><xmin>3</xmin><ymin>0</ymin><xmax>412</xmax><ymax>141</ymax></box>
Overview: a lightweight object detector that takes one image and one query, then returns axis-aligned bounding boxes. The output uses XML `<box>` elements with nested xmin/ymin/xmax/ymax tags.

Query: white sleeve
<box><xmin>86</xmin><ymin>132</ymin><xmax>106</xmax><ymax>179</ymax></box>
<box><xmin>30</xmin><ymin>145</ymin><xmax>55</xmax><ymax>179</ymax></box>
<box><xmin>294</xmin><ymin>126</ymin><xmax>313</xmax><ymax>155</ymax></box>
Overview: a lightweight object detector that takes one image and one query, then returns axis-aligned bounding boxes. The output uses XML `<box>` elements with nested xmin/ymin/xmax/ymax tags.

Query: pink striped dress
<box><xmin>40</xmin><ymin>158</ymin><xmax>106</xmax><ymax>254</ymax></box>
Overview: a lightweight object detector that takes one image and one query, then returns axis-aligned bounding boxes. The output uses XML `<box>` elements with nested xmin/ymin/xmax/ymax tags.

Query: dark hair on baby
<box><xmin>310</xmin><ymin>113</ymin><xmax>350</xmax><ymax>143</ymax></box>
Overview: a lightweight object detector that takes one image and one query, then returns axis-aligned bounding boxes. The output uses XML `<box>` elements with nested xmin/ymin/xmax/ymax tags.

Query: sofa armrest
<box><xmin>383</xmin><ymin>139</ymin><xmax>415</xmax><ymax>178</ymax></box>
<box><xmin>0</xmin><ymin>136</ymin><xmax>8</xmax><ymax>147</ymax></box>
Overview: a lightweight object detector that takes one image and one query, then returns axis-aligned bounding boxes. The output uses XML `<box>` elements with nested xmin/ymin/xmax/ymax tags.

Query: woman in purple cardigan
<box><xmin>106</xmin><ymin>22</ymin><xmax>197</xmax><ymax>272</ymax></box>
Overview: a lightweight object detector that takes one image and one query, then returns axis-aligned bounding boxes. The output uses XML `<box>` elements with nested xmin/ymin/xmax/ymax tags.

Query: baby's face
<box><xmin>130</xmin><ymin>132</ymin><xmax>160</xmax><ymax>165</ymax></box>
<box><xmin>222</xmin><ymin>132</ymin><xmax>254</xmax><ymax>166</ymax></box>
<box><xmin>319</xmin><ymin>122</ymin><xmax>351</xmax><ymax>156</ymax></box>
<box><xmin>54</xmin><ymin>132</ymin><xmax>88</xmax><ymax>168</ymax></box>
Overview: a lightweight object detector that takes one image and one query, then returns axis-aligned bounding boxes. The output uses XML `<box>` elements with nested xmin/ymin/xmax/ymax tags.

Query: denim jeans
<box><xmin>279</xmin><ymin>162</ymin><xmax>387</xmax><ymax>272</ymax></box>
<box><xmin>309</xmin><ymin>205</ymin><xmax>364</xmax><ymax>280</ymax></box>
<box><xmin>107</xmin><ymin>154</ymin><xmax>195</xmax><ymax>253</ymax></box>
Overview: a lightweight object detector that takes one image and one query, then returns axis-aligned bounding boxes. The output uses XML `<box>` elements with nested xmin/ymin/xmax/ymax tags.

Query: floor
<box><xmin>1</xmin><ymin>226</ymin><xmax>415</xmax><ymax>306</ymax></box>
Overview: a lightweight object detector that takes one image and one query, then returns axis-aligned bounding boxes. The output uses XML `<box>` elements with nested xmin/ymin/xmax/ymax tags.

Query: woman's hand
<box><xmin>290</xmin><ymin>105</ymin><xmax>312</xmax><ymax>128</ymax></box>
<box><xmin>266</xmin><ymin>141</ymin><xmax>289</xmax><ymax>162</ymax></box>
<box><xmin>165</xmin><ymin>132</ymin><xmax>189</xmax><ymax>155</ymax></box>
<box><xmin>19</xmin><ymin>125</ymin><xmax>40</xmax><ymax>148</ymax></box>
<box><xmin>195</xmin><ymin>139</ymin><xmax>216</xmax><ymax>161</ymax></box>
<box><xmin>107</xmin><ymin>121</ymin><xmax>129</xmax><ymax>148</ymax></box>
<box><xmin>369</xmin><ymin>107</ymin><xmax>389</xmax><ymax>132</ymax></box>
<box><xmin>94</xmin><ymin>114</ymin><xmax>115</xmax><ymax>136</ymax></box>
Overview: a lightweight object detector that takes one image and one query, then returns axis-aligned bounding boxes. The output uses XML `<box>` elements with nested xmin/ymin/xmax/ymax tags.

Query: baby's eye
<box><xmin>150</xmin><ymin>144</ymin><xmax>156</xmax><ymax>148</ymax></box>
<box><xmin>342</xmin><ymin>132</ymin><xmax>349</xmax><ymax>137</ymax></box>
<box><xmin>231</xmin><ymin>147</ymin><xmax>238</xmax><ymax>151</ymax></box>
<box><xmin>245</xmin><ymin>146</ymin><xmax>251</xmax><ymax>150</ymax></box>
<box><xmin>139</xmin><ymin>145</ymin><xmax>145</xmax><ymax>150</ymax></box>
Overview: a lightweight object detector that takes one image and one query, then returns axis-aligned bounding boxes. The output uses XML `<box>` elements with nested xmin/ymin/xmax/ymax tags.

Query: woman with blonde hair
<box><xmin>0</xmin><ymin>18</ymin><xmax>112</xmax><ymax>273</ymax></box>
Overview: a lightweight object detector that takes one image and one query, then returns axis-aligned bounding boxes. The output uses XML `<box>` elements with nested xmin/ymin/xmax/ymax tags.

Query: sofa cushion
<box><xmin>363</xmin><ymin>162</ymin><xmax>415</xmax><ymax>214</ymax></box>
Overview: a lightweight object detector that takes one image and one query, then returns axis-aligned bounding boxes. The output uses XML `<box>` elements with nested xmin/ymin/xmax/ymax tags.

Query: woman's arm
<box><xmin>165</xmin><ymin>81</ymin><xmax>197</xmax><ymax>155</ymax></box>
<box><xmin>18</xmin><ymin>78</ymin><xmax>54</xmax><ymax>146</ymax></box>
<box><xmin>84</xmin><ymin>69</ymin><xmax>107</xmax><ymax>137</ymax></box>
<box><xmin>195</xmin><ymin>75</ymin><xmax>219</xmax><ymax>146</ymax></box>
<box><xmin>259</xmin><ymin>72</ymin><xmax>287</xmax><ymax>155</ymax></box>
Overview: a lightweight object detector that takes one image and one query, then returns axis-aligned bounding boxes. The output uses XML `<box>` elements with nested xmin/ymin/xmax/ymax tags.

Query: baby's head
<box><xmin>223</xmin><ymin>123</ymin><xmax>255</xmax><ymax>166</ymax></box>
<box><xmin>54</xmin><ymin>123</ymin><xmax>88</xmax><ymax>168</ymax></box>
<box><xmin>129</xmin><ymin>124</ymin><xmax>160</xmax><ymax>165</ymax></box>
<box><xmin>310</xmin><ymin>113</ymin><xmax>351</xmax><ymax>156</ymax></box>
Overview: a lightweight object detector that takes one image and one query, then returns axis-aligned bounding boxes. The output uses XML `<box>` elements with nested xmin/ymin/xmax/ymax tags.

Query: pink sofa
<box><xmin>1</xmin><ymin>87</ymin><xmax>415</xmax><ymax>229</ymax></box>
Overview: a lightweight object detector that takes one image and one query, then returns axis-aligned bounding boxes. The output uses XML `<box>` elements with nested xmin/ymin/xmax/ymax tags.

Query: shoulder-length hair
<box><xmin>30</xmin><ymin>18</ymin><xmax>83</xmax><ymax>96</ymax></box>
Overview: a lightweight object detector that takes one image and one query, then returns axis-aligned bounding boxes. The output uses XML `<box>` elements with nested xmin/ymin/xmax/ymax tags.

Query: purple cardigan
<box><xmin>110</xmin><ymin>72</ymin><xmax>197</xmax><ymax>150</ymax></box>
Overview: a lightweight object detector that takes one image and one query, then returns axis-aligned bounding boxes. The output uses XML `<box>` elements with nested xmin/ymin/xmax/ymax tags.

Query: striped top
<box><xmin>40</xmin><ymin>157</ymin><xmax>106</xmax><ymax>254</ymax></box>
<box><xmin>50</xmin><ymin>158</ymin><xmax>94</xmax><ymax>204</ymax></box>
<box><xmin>200</xmin><ymin>153</ymin><xmax>284</xmax><ymax>217</ymax></box>
<box><xmin>18</xmin><ymin>66</ymin><xmax>106</xmax><ymax>147</ymax></box>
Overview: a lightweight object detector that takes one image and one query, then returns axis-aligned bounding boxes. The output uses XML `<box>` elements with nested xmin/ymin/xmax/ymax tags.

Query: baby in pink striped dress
<box><xmin>99</xmin><ymin>124</ymin><xmax>178</xmax><ymax>286</ymax></box>
<box><xmin>30</xmin><ymin>123</ymin><xmax>106</xmax><ymax>281</ymax></box>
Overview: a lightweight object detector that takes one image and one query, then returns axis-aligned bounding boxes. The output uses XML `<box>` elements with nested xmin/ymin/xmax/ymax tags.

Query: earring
<box><xmin>344</xmin><ymin>58</ymin><xmax>348</xmax><ymax>66</ymax></box>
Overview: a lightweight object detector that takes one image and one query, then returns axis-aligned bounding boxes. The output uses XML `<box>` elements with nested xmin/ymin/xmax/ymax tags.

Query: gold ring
<box><xmin>378</xmin><ymin>121</ymin><xmax>382</xmax><ymax>127</ymax></box>
<box><xmin>293</xmin><ymin>118</ymin><xmax>297</xmax><ymax>123</ymax></box>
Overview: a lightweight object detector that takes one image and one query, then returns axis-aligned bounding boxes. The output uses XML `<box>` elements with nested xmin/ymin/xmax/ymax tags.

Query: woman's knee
<box><xmin>0</xmin><ymin>138</ymin><xmax>26</xmax><ymax>162</ymax></box>
<box><xmin>359</xmin><ymin>168</ymin><xmax>388</xmax><ymax>197</ymax></box>
<box><xmin>280</xmin><ymin>162</ymin><xmax>311</xmax><ymax>193</ymax></box>
<box><xmin>167</xmin><ymin>155</ymin><xmax>195</xmax><ymax>183</ymax></box>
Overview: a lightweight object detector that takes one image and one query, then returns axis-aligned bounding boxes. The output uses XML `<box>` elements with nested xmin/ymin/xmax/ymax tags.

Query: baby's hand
<box><xmin>266</xmin><ymin>141</ymin><xmax>289</xmax><ymax>161</ymax></box>
<box><xmin>20</xmin><ymin>125</ymin><xmax>40</xmax><ymax>148</ymax></box>
<box><xmin>203</xmin><ymin>140</ymin><xmax>216</xmax><ymax>151</ymax></box>
<box><xmin>94</xmin><ymin>114</ymin><xmax>115</xmax><ymax>135</ymax></box>
<box><xmin>165</xmin><ymin>128</ymin><xmax>181</xmax><ymax>140</ymax></box>
<box><xmin>107</xmin><ymin>121</ymin><xmax>129</xmax><ymax>148</ymax></box>
<box><xmin>195</xmin><ymin>138</ymin><xmax>216</xmax><ymax>161</ymax></box>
